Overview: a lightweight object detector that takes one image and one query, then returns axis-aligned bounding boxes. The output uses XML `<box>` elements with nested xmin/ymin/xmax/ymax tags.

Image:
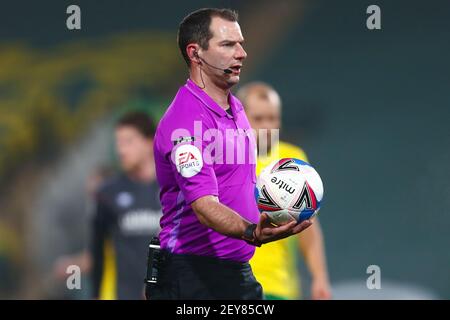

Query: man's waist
<box><xmin>160</xmin><ymin>230</ymin><xmax>255</xmax><ymax>263</ymax></box>
<box><xmin>161</xmin><ymin>250</ymin><xmax>251</xmax><ymax>270</ymax></box>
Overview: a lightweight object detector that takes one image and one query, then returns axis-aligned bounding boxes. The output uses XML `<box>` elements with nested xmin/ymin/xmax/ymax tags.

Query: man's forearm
<box><xmin>192</xmin><ymin>195</ymin><xmax>312</xmax><ymax>246</ymax></box>
<box><xmin>299</xmin><ymin>221</ymin><xmax>329</xmax><ymax>281</ymax></box>
<box><xmin>191</xmin><ymin>195</ymin><xmax>252</xmax><ymax>239</ymax></box>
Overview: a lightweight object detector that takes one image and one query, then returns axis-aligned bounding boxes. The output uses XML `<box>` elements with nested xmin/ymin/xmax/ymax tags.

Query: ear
<box><xmin>186</xmin><ymin>43</ymin><xmax>201</xmax><ymax>64</ymax></box>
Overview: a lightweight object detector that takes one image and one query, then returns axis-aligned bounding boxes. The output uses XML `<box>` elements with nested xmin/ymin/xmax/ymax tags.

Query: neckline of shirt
<box><xmin>185</xmin><ymin>79</ymin><xmax>242</xmax><ymax>118</ymax></box>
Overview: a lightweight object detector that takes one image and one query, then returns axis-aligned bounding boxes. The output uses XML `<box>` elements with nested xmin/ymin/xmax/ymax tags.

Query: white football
<box><xmin>255</xmin><ymin>158</ymin><xmax>324</xmax><ymax>225</ymax></box>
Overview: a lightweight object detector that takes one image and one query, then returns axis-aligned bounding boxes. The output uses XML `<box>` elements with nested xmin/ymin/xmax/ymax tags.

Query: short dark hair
<box><xmin>178</xmin><ymin>8</ymin><xmax>238</xmax><ymax>66</ymax></box>
<box><xmin>116</xmin><ymin>111</ymin><xmax>155</xmax><ymax>139</ymax></box>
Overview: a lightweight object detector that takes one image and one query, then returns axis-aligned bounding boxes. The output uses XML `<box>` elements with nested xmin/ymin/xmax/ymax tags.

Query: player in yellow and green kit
<box><xmin>237</xmin><ymin>82</ymin><xmax>332</xmax><ymax>300</ymax></box>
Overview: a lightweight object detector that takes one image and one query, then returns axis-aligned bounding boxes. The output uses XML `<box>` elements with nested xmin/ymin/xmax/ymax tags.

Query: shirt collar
<box><xmin>185</xmin><ymin>79</ymin><xmax>243</xmax><ymax>118</ymax></box>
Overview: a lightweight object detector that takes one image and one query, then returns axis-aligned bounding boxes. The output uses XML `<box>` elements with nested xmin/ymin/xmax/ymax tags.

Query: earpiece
<box><xmin>193</xmin><ymin>50</ymin><xmax>232</xmax><ymax>74</ymax></box>
<box><xmin>193</xmin><ymin>51</ymin><xmax>201</xmax><ymax>64</ymax></box>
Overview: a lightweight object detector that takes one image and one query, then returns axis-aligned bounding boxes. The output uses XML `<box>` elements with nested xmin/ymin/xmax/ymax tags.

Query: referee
<box><xmin>151</xmin><ymin>8</ymin><xmax>312</xmax><ymax>300</ymax></box>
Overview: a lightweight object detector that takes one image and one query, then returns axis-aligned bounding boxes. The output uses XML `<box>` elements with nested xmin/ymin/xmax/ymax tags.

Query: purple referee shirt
<box><xmin>154</xmin><ymin>79</ymin><xmax>258</xmax><ymax>262</ymax></box>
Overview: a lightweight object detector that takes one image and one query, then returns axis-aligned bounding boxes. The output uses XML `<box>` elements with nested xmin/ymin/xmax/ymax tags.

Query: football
<box><xmin>255</xmin><ymin>158</ymin><xmax>324</xmax><ymax>225</ymax></box>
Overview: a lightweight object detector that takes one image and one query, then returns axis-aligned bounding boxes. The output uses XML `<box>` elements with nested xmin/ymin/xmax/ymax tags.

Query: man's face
<box><xmin>245</xmin><ymin>92</ymin><xmax>281</xmax><ymax>148</ymax></box>
<box><xmin>115</xmin><ymin>126</ymin><xmax>152</xmax><ymax>172</ymax></box>
<box><xmin>200</xmin><ymin>16</ymin><xmax>247</xmax><ymax>87</ymax></box>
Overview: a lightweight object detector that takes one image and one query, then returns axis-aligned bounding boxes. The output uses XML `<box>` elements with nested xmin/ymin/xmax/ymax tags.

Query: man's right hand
<box><xmin>254</xmin><ymin>213</ymin><xmax>313</xmax><ymax>245</ymax></box>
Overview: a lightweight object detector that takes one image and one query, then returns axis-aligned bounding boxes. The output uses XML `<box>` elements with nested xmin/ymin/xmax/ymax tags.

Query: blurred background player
<box><xmin>91</xmin><ymin>111</ymin><xmax>161</xmax><ymax>299</ymax></box>
<box><xmin>237</xmin><ymin>82</ymin><xmax>332</xmax><ymax>300</ymax></box>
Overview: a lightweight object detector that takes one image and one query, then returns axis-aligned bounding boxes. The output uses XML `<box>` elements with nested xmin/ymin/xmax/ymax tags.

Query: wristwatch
<box><xmin>242</xmin><ymin>224</ymin><xmax>262</xmax><ymax>247</ymax></box>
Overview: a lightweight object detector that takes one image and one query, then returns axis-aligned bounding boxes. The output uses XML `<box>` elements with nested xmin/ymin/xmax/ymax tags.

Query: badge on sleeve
<box><xmin>175</xmin><ymin>144</ymin><xmax>203</xmax><ymax>178</ymax></box>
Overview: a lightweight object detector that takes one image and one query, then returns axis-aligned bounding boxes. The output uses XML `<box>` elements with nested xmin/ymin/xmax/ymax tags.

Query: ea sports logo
<box><xmin>178</xmin><ymin>151</ymin><xmax>197</xmax><ymax>165</ymax></box>
<box><xmin>174</xmin><ymin>144</ymin><xmax>203</xmax><ymax>178</ymax></box>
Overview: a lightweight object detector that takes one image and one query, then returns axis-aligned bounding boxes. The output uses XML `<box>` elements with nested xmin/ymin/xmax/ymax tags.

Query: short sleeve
<box><xmin>158</xmin><ymin>111</ymin><xmax>219</xmax><ymax>205</ymax></box>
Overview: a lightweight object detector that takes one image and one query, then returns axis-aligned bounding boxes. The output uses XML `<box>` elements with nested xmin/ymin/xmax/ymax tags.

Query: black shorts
<box><xmin>148</xmin><ymin>251</ymin><xmax>263</xmax><ymax>300</ymax></box>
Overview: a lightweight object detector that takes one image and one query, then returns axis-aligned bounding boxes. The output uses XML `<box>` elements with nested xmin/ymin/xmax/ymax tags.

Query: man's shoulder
<box><xmin>96</xmin><ymin>174</ymin><xmax>126</xmax><ymax>198</ymax></box>
<box><xmin>159</xmin><ymin>86</ymin><xmax>189</xmax><ymax>118</ymax></box>
<box><xmin>155</xmin><ymin>87</ymin><xmax>214</xmax><ymax>154</ymax></box>
<box><xmin>158</xmin><ymin>86</ymin><xmax>210</xmax><ymax>129</ymax></box>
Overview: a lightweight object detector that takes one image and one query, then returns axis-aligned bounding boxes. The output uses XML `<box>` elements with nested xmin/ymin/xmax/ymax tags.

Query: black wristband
<box><xmin>242</xmin><ymin>224</ymin><xmax>261</xmax><ymax>247</ymax></box>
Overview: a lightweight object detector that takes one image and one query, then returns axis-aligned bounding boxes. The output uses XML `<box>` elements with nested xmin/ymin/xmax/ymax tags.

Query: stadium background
<box><xmin>0</xmin><ymin>0</ymin><xmax>449</xmax><ymax>299</ymax></box>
